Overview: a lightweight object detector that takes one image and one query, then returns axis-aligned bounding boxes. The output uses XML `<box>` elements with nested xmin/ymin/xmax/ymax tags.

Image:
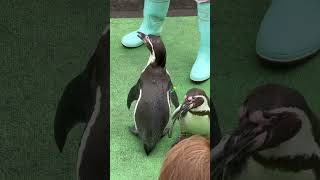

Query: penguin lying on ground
<box><xmin>170</xmin><ymin>88</ymin><xmax>217</xmax><ymax>145</ymax></box>
<box><xmin>127</xmin><ymin>32</ymin><xmax>179</xmax><ymax>155</ymax></box>
<box><xmin>54</xmin><ymin>26</ymin><xmax>109</xmax><ymax>180</ymax></box>
<box><xmin>212</xmin><ymin>84</ymin><xmax>320</xmax><ymax>180</ymax></box>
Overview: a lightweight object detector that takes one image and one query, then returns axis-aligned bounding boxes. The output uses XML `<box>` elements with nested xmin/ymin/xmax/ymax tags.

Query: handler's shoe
<box><xmin>121</xmin><ymin>0</ymin><xmax>170</xmax><ymax>48</ymax></box>
<box><xmin>256</xmin><ymin>0</ymin><xmax>320</xmax><ymax>63</ymax></box>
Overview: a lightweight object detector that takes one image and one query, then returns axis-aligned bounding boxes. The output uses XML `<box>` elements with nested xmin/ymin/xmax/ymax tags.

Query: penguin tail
<box><xmin>144</xmin><ymin>143</ymin><xmax>155</xmax><ymax>156</ymax></box>
<box><xmin>54</xmin><ymin>127</ymin><xmax>67</xmax><ymax>153</ymax></box>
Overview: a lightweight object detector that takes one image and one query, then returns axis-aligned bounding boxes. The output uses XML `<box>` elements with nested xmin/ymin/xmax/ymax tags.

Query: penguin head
<box><xmin>234</xmin><ymin>110</ymin><xmax>302</xmax><ymax>153</ymax></box>
<box><xmin>254</xmin><ymin>107</ymin><xmax>320</xmax><ymax>161</ymax></box>
<box><xmin>212</xmin><ymin>109</ymin><xmax>303</xmax><ymax>179</ymax></box>
<box><xmin>172</xmin><ymin>88</ymin><xmax>209</xmax><ymax>120</ymax></box>
<box><xmin>237</xmin><ymin>84</ymin><xmax>320</xmax><ymax>160</ymax></box>
<box><xmin>137</xmin><ymin>32</ymin><xmax>166</xmax><ymax>68</ymax></box>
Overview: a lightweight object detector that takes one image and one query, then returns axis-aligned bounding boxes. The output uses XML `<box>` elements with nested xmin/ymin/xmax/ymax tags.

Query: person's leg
<box><xmin>190</xmin><ymin>0</ymin><xmax>210</xmax><ymax>82</ymax></box>
<box><xmin>121</xmin><ymin>0</ymin><xmax>170</xmax><ymax>48</ymax></box>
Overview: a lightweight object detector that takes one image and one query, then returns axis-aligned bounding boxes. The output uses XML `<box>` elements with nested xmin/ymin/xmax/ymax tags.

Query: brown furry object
<box><xmin>159</xmin><ymin>135</ymin><xmax>210</xmax><ymax>180</ymax></box>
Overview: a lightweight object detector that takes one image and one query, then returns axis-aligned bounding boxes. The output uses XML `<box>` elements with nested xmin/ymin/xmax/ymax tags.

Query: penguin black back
<box><xmin>76</xmin><ymin>27</ymin><xmax>109</xmax><ymax>180</ymax></box>
<box><xmin>54</xmin><ymin>26</ymin><xmax>109</xmax><ymax>179</ymax></box>
<box><xmin>137</xmin><ymin>66</ymin><xmax>171</xmax><ymax>140</ymax></box>
<box><xmin>127</xmin><ymin>33</ymin><xmax>179</xmax><ymax>155</ymax></box>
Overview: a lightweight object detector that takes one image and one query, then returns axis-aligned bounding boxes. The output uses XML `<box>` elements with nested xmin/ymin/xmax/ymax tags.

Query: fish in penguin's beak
<box><xmin>212</xmin><ymin>110</ymin><xmax>301</xmax><ymax>179</ymax></box>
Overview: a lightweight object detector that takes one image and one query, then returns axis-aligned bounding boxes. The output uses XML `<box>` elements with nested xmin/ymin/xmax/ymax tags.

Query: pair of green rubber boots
<box><xmin>121</xmin><ymin>0</ymin><xmax>210</xmax><ymax>82</ymax></box>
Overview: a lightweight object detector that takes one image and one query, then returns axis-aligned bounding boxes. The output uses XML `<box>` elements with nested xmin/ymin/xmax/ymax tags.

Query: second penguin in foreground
<box><xmin>170</xmin><ymin>88</ymin><xmax>211</xmax><ymax>144</ymax></box>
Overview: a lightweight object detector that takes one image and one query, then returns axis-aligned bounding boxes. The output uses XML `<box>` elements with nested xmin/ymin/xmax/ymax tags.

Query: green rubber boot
<box><xmin>256</xmin><ymin>0</ymin><xmax>320</xmax><ymax>63</ymax></box>
<box><xmin>121</xmin><ymin>0</ymin><xmax>170</xmax><ymax>48</ymax></box>
<box><xmin>190</xmin><ymin>2</ymin><xmax>210</xmax><ymax>82</ymax></box>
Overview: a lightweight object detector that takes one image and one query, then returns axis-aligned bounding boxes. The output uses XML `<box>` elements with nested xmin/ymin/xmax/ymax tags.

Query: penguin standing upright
<box><xmin>54</xmin><ymin>26</ymin><xmax>109</xmax><ymax>180</ymax></box>
<box><xmin>212</xmin><ymin>84</ymin><xmax>320</xmax><ymax>180</ymax></box>
<box><xmin>127</xmin><ymin>32</ymin><xmax>179</xmax><ymax>155</ymax></box>
<box><xmin>170</xmin><ymin>88</ymin><xmax>215</xmax><ymax>144</ymax></box>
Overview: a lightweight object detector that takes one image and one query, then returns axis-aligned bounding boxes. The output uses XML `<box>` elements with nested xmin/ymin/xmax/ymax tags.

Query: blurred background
<box><xmin>0</xmin><ymin>0</ymin><xmax>106</xmax><ymax>179</ymax></box>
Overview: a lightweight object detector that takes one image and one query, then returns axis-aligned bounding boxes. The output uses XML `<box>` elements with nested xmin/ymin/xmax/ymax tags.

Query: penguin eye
<box><xmin>187</xmin><ymin>96</ymin><xmax>193</xmax><ymax>101</ymax></box>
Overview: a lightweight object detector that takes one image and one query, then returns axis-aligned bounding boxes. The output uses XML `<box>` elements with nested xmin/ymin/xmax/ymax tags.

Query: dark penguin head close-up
<box><xmin>172</xmin><ymin>88</ymin><xmax>210</xmax><ymax>120</ymax></box>
<box><xmin>54</xmin><ymin>25</ymin><xmax>109</xmax><ymax>180</ymax></box>
<box><xmin>212</xmin><ymin>84</ymin><xmax>320</xmax><ymax>180</ymax></box>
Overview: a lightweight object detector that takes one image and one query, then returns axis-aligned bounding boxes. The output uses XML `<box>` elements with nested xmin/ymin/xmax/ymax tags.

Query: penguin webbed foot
<box><xmin>129</xmin><ymin>125</ymin><xmax>139</xmax><ymax>136</ymax></box>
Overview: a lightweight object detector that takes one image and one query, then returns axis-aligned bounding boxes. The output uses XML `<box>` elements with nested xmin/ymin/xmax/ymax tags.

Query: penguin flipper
<box><xmin>54</xmin><ymin>69</ymin><xmax>94</xmax><ymax>152</ymax></box>
<box><xmin>127</xmin><ymin>80</ymin><xmax>141</xmax><ymax>109</ymax></box>
<box><xmin>169</xmin><ymin>82</ymin><xmax>179</xmax><ymax>108</ymax></box>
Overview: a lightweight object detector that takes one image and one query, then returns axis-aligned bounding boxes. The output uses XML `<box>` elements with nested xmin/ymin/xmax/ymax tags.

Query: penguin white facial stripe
<box><xmin>141</xmin><ymin>52</ymin><xmax>155</xmax><ymax>73</ymax></box>
<box><xmin>190</xmin><ymin>95</ymin><xmax>210</xmax><ymax>112</ymax></box>
<box><xmin>133</xmin><ymin>89</ymin><xmax>142</xmax><ymax>130</ymax></box>
<box><xmin>258</xmin><ymin>107</ymin><xmax>320</xmax><ymax>158</ymax></box>
<box><xmin>76</xmin><ymin>87</ymin><xmax>101</xmax><ymax>180</ymax></box>
<box><xmin>141</xmin><ymin>35</ymin><xmax>156</xmax><ymax>73</ymax></box>
<box><xmin>146</xmin><ymin>36</ymin><xmax>154</xmax><ymax>54</ymax></box>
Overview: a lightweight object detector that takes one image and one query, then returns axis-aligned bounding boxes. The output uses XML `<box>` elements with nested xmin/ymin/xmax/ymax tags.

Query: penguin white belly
<box><xmin>181</xmin><ymin>112</ymin><xmax>210</xmax><ymax>136</ymax></box>
<box><xmin>236</xmin><ymin>157</ymin><xmax>316</xmax><ymax>180</ymax></box>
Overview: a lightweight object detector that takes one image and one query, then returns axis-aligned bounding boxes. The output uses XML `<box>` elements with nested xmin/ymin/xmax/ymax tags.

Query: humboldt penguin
<box><xmin>170</xmin><ymin>88</ymin><xmax>214</xmax><ymax>144</ymax></box>
<box><xmin>54</xmin><ymin>26</ymin><xmax>109</xmax><ymax>180</ymax></box>
<box><xmin>127</xmin><ymin>32</ymin><xmax>179</xmax><ymax>155</ymax></box>
<box><xmin>212</xmin><ymin>84</ymin><xmax>320</xmax><ymax>180</ymax></box>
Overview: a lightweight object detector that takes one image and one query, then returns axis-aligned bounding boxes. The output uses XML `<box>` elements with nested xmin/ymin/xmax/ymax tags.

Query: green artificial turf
<box><xmin>0</xmin><ymin>1</ymin><xmax>106</xmax><ymax>179</ymax></box>
<box><xmin>213</xmin><ymin>0</ymin><xmax>320</xmax><ymax>136</ymax></box>
<box><xmin>110</xmin><ymin>17</ymin><xmax>209</xmax><ymax>180</ymax></box>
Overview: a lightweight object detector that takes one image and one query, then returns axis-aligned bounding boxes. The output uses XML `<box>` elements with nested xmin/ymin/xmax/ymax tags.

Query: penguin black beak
<box><xmin>137</xmin><ymin>31</ymin><xmax>146</xmax><ymax>41</ymax></box>
<box><xmin>172</xmin><ymin>100</ymin><xmax>193</xmax><ymax>120</ymax></box>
